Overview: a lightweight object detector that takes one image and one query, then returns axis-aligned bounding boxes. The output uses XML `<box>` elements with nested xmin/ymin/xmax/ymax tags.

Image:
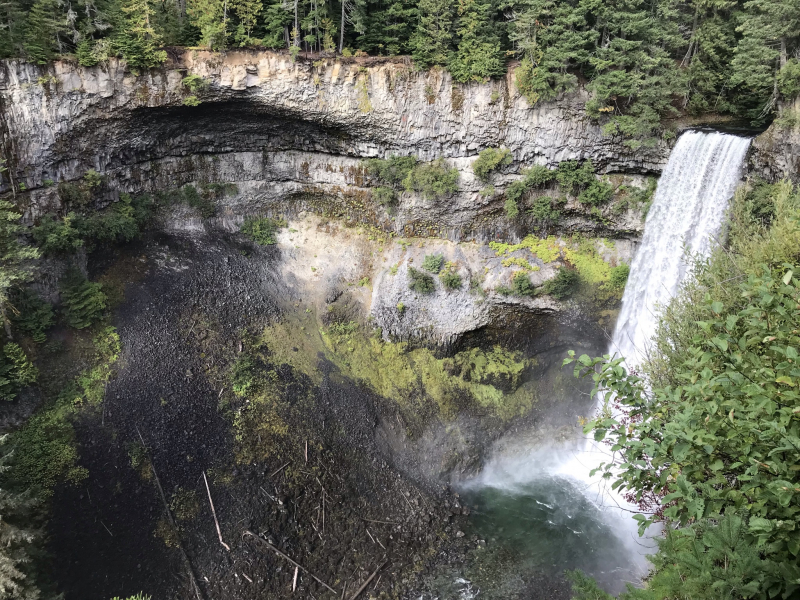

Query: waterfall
<box><xmin>610</xmin><ymin>131</ymin><xmax>752</xmax><ymax>367</ymax></box>
<box><xmin>459</xmin><ymin>130</ymin><xmax>752</xmax><ymax>593</ymax></box>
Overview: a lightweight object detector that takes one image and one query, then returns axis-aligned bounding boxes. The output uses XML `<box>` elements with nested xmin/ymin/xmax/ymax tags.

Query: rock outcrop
<box><xmin>0</xmin><ymin>50</ymin><xmax>666</xmax><ymax>237</ymax></box>
<box><xmin>749</xmin><ymin>98</ymin><xmax>800</xmax><ymax>183</ymax></box>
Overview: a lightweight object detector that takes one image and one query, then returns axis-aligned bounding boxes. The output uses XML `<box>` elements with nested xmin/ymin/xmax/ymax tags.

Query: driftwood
<box><xmin>136</xmin><ymin>427</ymin><xmax>204</xmax><ymax>600</ymax></box>
<box><xmin>203</xmin><ymin>471</ymin><xmax>230</xmax><ymax>551</ymax></box>
<box><xmin>243</xmin><ymin>530</ymin><xmax>338</xmax><ymax>594</ymax></box>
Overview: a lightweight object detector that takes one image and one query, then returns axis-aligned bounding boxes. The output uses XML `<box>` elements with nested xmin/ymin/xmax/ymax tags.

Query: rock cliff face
<box><xmin>749</xmin><ymin>98</ymin><xmax>800</xmax><ymax>183</ymax></box>
<box><xmin>0</xmin><ymin>50</ymin><xmax>666</xmax><ymax>236</ymax></box>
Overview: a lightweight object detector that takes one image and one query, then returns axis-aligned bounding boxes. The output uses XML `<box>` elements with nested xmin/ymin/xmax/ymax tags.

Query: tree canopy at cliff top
<box><xmin>3</xmin><ymin>0</ymin><xmax>800</xmax><ymax>145</ymax></box>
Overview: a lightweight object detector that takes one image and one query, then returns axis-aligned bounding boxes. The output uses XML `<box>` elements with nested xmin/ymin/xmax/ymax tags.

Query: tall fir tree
<box><xmin>448</xmin><ymin>0</ymin><xmax>505</xmax><ymax>82</ymax></box>
<box><xmin>23</xmin><ymin>0</ymin><xmax>64</xmax><ymax>64</ymax></box>
<box><xmin>117</xmin><ymin>0</ymin><xmax>168</xmax><ymax>67</ymax></box>
<box><xmin>410</xmin><ymin>0</ymin><xmax>454</xmax><ymax>68</ymax></box>
<box><xmin>187</xmin><ymin>0</ymin><xmax>228</xmax><ymax>49</ymax></box>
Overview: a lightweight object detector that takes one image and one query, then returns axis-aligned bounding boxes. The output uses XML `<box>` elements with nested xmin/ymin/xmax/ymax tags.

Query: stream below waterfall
<box><xmin>459</xmin><ymin>130</ymin><xmax>753</xmax><ymax>595</ymax></box>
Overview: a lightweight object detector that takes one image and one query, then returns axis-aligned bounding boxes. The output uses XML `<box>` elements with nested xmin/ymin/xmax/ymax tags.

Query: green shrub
<box><xmin>743</xmin><ymin>179</ymin><xmax>778</xmax><ymax>226</ymax></box>
<box><xmin>57</xmin><ymin>182</ymin><xmax>91</xmax><ymax>206</ymax></box>
<box><xmin>408</xmin><ymin>266</ymin><xmax>435</xmax><ymax>293</ymax></box>
<box><xmin>495</xmin><ymin>285</ymin><xmax>513</xmax><ymax>296</ymax></box>
<box><xmin>778</xmin><ymin>58</ymin><xmax>800</xmax><ymax>99</ymax></box>
<box><xmin>372</xmin><ymin>187</ymin><xmax>397</xmax><ymax>206</ymax></box>
<box><xmin>608</xmin><ymin>264</ymin><xmax>630</xmax><ymax>290</ymax></box>
<box><xmin>0</xmin><ymin>343</ymin><xmax>38</xmax><ymax>401</ymax></box>
<box><xmin>440</xmin><ymin>268</ymin><xmax>462</xmax><ymax>290</ymax></box>
<box><xmin>504</xmin><ymin>197</ymin><xmax>519</xmax><ymax>219</ymax></box>
<box><xmin>421</xmin><ymin>253</ymin><xmax>444</xmax><ymax>273</ymax></box>
<box><xmin>181</xmin><ymin>74</ymin><xmax>208</xmax><ymax>92</ymax></box>
<box><xmin>511</xmin><ymin>272</ymin><xmax>535</xmax><ymax>296</ymax></box>
<box><xmin>578</xmin><ymin>179</ymin><xmax>613</xmax><ymax>206</ymax></box>
<box><xmin>403</xmin><ymin>159</ymin><xmax>459</xmax><ymax>200</ymax></box>
<box><xmin>240</xmin><ymin>216</ymin><xmax>287</xmax><ymax>245</ymax></box>
<box><xmin>181</xmin><ymin>185</ymin><xmax>216</xmax><ymax>218</ymax></box>
<box><xmin>9</xmin><ymin>288</ymin><xmax>54</xmax><ymax>343</ymax></box>
<box><xmin>556</xmin><ymin>160</ymin><xmax>595</xmax><ymax>195</ymax></box>
<box><xmin>505</xmin><ymin>165</ymin><xmax>556</xmax><ymax>205</ymax></box>
<box><xmin>472</xmin><ymin>148</ymin><xmax>512</xmax><ymax>182</ymax></box>
<box><xmin>60</xmin><ymin>272</ymin><xmax>107</xmax><ymax>329</ymax></box>
<box><xmin>364</xmin><ymin>155</ymin><xmax>417</xmax><ymax>187</ymax></box>
<box><xmin>32</xmin><ymin>214</ymin><xmax>84</xmax><ymax>255</ymax></box>
<box><xmin>231</xmin><ymin>352</ymin><xmax>263</xmax><ymax>397</ymax></box>
<box><xmin>543</xmin><ymin>267</ymin><xmax>579</xmax><ymax>299</ymax></box>
<box><xmin>528</xmin><ymin>196</ymin><xmax>562</xmax><ymax>226</ymax></box>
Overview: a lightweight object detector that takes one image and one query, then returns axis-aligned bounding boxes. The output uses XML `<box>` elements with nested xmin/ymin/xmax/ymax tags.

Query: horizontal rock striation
<box><xmin>0</xmin><ymin>51</ymin><xmax>667</xmax><ymax>237</ymax></box>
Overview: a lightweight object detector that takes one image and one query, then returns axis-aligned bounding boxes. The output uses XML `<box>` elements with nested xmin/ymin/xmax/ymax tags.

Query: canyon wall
<box><xmin>0</xmin><ymin>50</ymin><xmax>665</xmax><ymax>237</ymax></box>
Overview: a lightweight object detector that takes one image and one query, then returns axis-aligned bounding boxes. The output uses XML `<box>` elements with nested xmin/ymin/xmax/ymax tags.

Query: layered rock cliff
<box><xmin>0</xmin><ymin>50</ymin><xmax>667</xmax><ymax>235</ymax></box>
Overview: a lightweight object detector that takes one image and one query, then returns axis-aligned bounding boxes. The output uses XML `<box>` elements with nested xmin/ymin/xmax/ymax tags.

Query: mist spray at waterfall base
<box><xmin>459</xmin><ymin>131</ymin><xmax>752</xmax><ymax>595</ymax></box>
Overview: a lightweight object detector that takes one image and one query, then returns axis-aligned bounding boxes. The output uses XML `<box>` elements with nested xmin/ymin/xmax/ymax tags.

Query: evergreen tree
<box><xmin>509</xmin><ymin>0</ymin><xmax>593</xmax><ymax>102</ymax></box>
<box><xmin>0</xmin><ymin>435</ymin><xmax>43</xmax><ymax>599</ymax></box>
<box><xmin>0</xmin><ymin>0</ymin><xmax>25</xmax><ymax>59</ymax></box>
<box><xmin>233</xmin><ymin>0</ymin><xmax>262</xmax><ymax>45</ymax></box>
<box><xmin>117</xmin><ymin>0</ymin><xmax>168</xmax><ymax>67</ymax></box>
<box><xmin>187</xmin><ymin>0</ymin><xmax>228</xmax><ymax>49</ymax></box>
<box><xmin>260</xmin><ymin>1</ymin><xmax>293</xmax><ymax>47</ymax></box>
<box><xmin>0</xmin><ymin>201</ymin><xmax>38</xmax><ymax>340</ymax></box>
<box><xmin>448</xmin><ymin>0</ymin><xmax>505</xmax><ymax>82</ymax></box>
<box><xmin>731</xmin><ymin>0</ymin><xmax>800</xmax><ymax>118</ymax></box>
<box><xmin>410</xmin><ymin>0</ymin><xmax>454</xmax><ymax>68</ymax></box>
<box><xmin>23</xmin><ymin>0</ymin><xmax>64</xmax><ymax>64</ymax></box>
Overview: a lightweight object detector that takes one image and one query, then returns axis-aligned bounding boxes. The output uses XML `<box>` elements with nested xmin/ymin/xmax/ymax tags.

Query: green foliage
<box><xmin>565</xmin><ymin>181</ymin><xmax>800</xmax><ymax>600</ymax></box>
<box><xmin>778</xmin><ymin>59</ymin><xmax>800</xmax><ymax>99</ymax></box>
<box><xmin>14</xmin><ymin>327</ymin><xmax>120</xmax><ymax>495</ymax></box>
<box><xmin>32</xmin><ymin>215</ymin><xmax>84</xmax><ymax>255</ymax></box>
<box><xmin>440</xmin><ymin>270</ymin><xmax>462</xmax><ymax>290</ymax></box>
<box><xmin>34</xmin><ymin>194</ymin><xmax>152</xmax><ymax>256</ymax></box>
<box><xmin>0</xmin><ymin>435</ymin><xmax>45</xmax><ymax>599</ymax></box>
<box><xmin>187</xmin><ymin>0</ymin><xmax>228</xmax><ymax>50</ymax></box>
<box><xmin>60</xmin><ymin>271</ymin><xmax>107</xmax><ymax>330</ymax></box>
<box><xmin>578</xmin><ymin>180</ymin><xmax>613</xmax><ymax>206</ymax></box>
<box><xmin>9</xmin><ymin>288</ymin><xmax>54</xmax><ymax>343</ymax></box>
<box><xmin>408</xmin><ymin>266</ymin><xmax>435</xmax><ymax>293</ymax></box>
<box><xmin>448</xmin><ymin>0</ymin><xmax>505</xmax><ymax>82</ymax></box>
<box><xmin>403</xmin><ymin>158</ymin><xmax>459</xmax><ymax>200</ymax></box>
<box><xmin>565</xmin><ymin>569</ymin><xmax>613</xmax><ymax>600</ymax></box>
<box><xmin>505</xmin><ymin>165</ymin><xmax>556</xmax><ymax>208</ymax></box>
<box><xmin>372</xmin><ymin>186</ymin><xmax>397</xmax><ymax>207</ymax></box>
<box><xmin>410</xmin><ymin>0</ymin><xmax>454</xmax><ymax>69</ymax></box>
<box><xmin>421</xmin><ymin>253</ymin><xmax>444</xmax><ymax>273</ymax></box>
<box><xmin>556</xmin><ymin>160</ymin><xmax>595</xmax><ymax>195</ymax></box>
<box><xmin>511</xmin><ymin>272</ymin><xmax>534</xmax><ymax>296</ymax></box>
<box><xmin>23</xmin><ymin>0</ymin><xmax>63</xmax><ymax>64</ymax></box>
<box><xmin>528</xmin><ymin>196</ymin><xmax>561</xmax><ymax>228</ymax></box>
<box><xmin>472</xmin><ymin>148</ymin><xmax>512</xmax><ymax>182</ymax></box>
<box><xmin>240</xmin><ymin>216</ymin><xmax>287</xmax><ymax>245</ymax></box>
<box><xmin>608</xmin><ymin>264</ymin><xmax>629</xmax><ymax>290</ymax></box>
<box><xmin>0</xmin><ymin>201</ymin><xmax>39</xmax><ymax>335</ymax></box>
<box><xmin>504</xmin><ymin>197</ymin><xmax>519</xmax><ymax>219</ymax></box>
<box><xmin>440</xmin><ymin>263</ymin><xmax>462</xmax><ymax>290</ymax></box>
<box><xmin>364</xmin><ymin>156</ymin><xmax>417</xmax><ymax>188</ymax></box>
<box><xmin>0</xmin><ymin>343</ymin><xmax>38</xmax><ymax>401</ymax></box>
<box><xmin>543</xmin><ymin>267</ymin><xmax>578</xmax><ymax>299</ymax></box>
<box><xmin>117</xmin><ymin>0</ymin><xmax>168</xmax><ymax>68</ymax></box>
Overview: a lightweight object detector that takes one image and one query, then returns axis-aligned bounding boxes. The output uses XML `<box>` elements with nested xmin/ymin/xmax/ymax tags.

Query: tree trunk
<box><xmin>780</xmin><ymin>37</ymin><xmax>787</xmax><ymax>69</ymax></box>
<box><xmin>339</xmin><ymin>0</ymin><xmax>345</xmax><ymax>52</ymax></box>
<box><xmin>294</xmin><ymin>0</ymin><xmax>299</xmax><ymax>46</ymax></box>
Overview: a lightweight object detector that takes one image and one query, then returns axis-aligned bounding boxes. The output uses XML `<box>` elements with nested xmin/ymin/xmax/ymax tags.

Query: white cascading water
<box><xmin>460</xmin><ymin>131</ymin><xmax>752</xmax><ymax>592</ymax></box>
<box><xmin>610</xmin><ymin>130</ymin><xmax>752</xmax><ymax>367</ymax></box>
